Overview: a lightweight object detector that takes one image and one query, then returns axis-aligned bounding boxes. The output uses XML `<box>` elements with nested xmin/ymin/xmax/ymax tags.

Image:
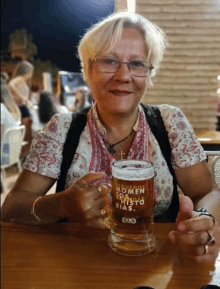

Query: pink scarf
<box><xmin>87</xmin><ymin>105</ymin><xmax>150</xmax><ymax>183</ymax></box>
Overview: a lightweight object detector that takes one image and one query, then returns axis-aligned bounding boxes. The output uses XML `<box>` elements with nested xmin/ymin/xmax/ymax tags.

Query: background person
<box><xmin>69</xmin><ymin>86</ymin><xmax>92</xmax><ymax>112</ymax></box>
<box><xmin>2</xmin><ymin>11</ymin><xmax>220</xmax><ymax>263</ymax></box>
<box><xmin>8</xmin><ymin>61</ymin><xmax>34</xmax><ymax>154</ymax></box>
<box><xmin>30</xmin><ymin>91</ymin><xmax>58</xmax><ymax>137</ymax></box>
<box><xmin>54</xmin><ymin>91</ymin><xmax>69</xmax><ymax>113</ymax></box>
<box><xmin>29</xmin><ymin>85</ymin><xmax>41</xmax><ymax>106</ymax></box>
<box><xmin>1</xmin><ymin>73</ymin><xmax>21</xmax><ymax>124</ymax></box>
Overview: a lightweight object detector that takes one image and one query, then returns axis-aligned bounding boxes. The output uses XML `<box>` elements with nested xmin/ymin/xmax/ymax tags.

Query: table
<box><xmin>2</xmin><ymin>222</ymin><xmax>220</xmax><ymax>289</ymax></box>
<box><xmin>196</xmin><ymin>130</ymin><xmax>220</xmax><ymax>151</ymax></box>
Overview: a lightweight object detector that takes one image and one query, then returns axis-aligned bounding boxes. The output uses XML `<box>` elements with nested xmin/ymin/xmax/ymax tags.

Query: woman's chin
<box><xmin>104</xmin><ymin>104</ymin><xmax>137</xmax><ymax>117</ymax></box>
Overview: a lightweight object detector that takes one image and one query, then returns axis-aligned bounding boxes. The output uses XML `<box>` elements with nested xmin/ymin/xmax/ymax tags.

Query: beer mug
<box><xmin>107</xmin><ymin>159</ymin><xmax>156</xmax><ymax>256</ymax></box>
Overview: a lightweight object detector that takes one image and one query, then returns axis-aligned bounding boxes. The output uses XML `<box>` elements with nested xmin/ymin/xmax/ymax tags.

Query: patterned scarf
<box><xmin>87</xmin><ymin>105</ymin><xmax>150</xmax><ymax>183</ymax></box>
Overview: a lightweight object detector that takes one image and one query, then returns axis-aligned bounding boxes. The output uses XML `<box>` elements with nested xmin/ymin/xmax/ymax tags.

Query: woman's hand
<box><xmin>168</xmin><ymin>196</ymin><xmax>220</xmax><ymax>263</ymax></box>
<box><xmin>59</xmin><ymin>172</ymin><xmax>111</xmax><ymax>229</ymax></box>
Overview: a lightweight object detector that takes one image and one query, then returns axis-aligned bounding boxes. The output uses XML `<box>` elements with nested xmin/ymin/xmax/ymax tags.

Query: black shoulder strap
<box><xmin>56</xmin><ymin>107</ymin><xmax>91</xmax><ymax>193</ymax></box>
<box><xmin>141</xmin><ymin>103</ymin><xmax>179</xmax><ymax>222</ymax></box>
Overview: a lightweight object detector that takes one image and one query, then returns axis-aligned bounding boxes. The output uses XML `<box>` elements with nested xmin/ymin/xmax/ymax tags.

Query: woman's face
<box><xmin>89</xmin><ymin>28</ymin><xmax>147</xmax><ymax>117</ymax></box>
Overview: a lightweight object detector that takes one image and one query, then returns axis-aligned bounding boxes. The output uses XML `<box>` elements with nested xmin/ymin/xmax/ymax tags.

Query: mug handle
<box><xmin>98</xmin><ymin>182</ymin><xmax>112</xmax><ymax>229</ymax></box>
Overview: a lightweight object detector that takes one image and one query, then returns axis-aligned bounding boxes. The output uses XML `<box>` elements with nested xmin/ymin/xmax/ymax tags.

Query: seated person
<box><xmin>69</xmin><ymin>86</ymin><xmax>92</xmax><ymax>112</ymax></box>
<box><xmin>54</xmin><ymin>92</ymin><xmax>69</xmax><ymax>114</ymax></box>
<box><xmin>30</xmin><ymin>91</ymin><xmax>58</xmax><ymax>137</ymax></box>
<box><xmin>2</xmin><ymin>11</ymin><xmax>220</xmax><ymax>264</ymax></box>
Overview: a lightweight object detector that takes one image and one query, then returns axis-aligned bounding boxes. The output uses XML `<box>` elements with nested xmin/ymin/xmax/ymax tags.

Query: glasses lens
<box><xmin>129</xmin><ymin>61</ymin><xmax>151</xmax><ymax>77</ymax></box>
<box><xmin>97</xmin><ymin>58</ymin><xmax>119</xmax><ymax>73</ymax></box>
<box><xmin>96</xmin><ymin>58</ymin><xmax>152</xmax><ymax>77</ymax></box>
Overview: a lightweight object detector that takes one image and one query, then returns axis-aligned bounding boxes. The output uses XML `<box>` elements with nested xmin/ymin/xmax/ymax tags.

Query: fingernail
<box><xmin>178</xmin><ymin>223</ymin><xmax>186</xmax><ymax>231</ymax></box>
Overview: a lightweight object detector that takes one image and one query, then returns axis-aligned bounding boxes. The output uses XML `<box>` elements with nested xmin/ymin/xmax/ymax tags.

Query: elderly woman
<box><xmin>2</xmin><ymin>12</ymin><xmax>220</xmax><ymax>263</ymax></box>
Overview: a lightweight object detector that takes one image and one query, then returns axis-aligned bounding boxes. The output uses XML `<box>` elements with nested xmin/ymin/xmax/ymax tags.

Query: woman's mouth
<box><xmin>109</xmin><ymin>90</ymin><xmax>132</xmax><ymax>96</ymax></box>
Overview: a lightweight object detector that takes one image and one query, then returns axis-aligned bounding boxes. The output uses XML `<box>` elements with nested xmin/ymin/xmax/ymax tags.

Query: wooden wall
<box><xmin>135</xmin><ymin>0</ymin><xmax>220</xmax><ymax>131</ymax></box>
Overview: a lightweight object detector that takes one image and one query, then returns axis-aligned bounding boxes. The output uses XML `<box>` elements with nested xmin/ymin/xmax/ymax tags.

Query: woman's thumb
<box><xmin>176</xmin><ymin>195</ymin><xmax>194</xmax><ymax>225</ymax></box>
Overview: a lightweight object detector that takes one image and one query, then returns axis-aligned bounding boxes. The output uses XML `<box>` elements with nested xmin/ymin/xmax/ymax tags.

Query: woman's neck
<box><xmin>96</xmin><ymin>105</ymin><xmax>139</xmax><ymax>142</ymax></box>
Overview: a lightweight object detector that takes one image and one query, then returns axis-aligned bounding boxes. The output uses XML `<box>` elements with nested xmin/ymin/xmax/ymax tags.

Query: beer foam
<box><xmin>112</xmin><ymin>160</ymin><xmax>154</xmax><ymax>181</ymax></box>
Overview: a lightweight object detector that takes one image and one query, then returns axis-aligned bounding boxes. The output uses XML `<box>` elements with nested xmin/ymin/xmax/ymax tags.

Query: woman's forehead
<box><xmin>96</xmin><ymin>28</ymin><xmax>147</xmax><ymax>59</ymax></box>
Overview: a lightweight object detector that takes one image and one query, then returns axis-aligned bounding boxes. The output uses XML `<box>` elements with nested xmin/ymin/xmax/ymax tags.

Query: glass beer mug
<box><xmin>106</xmin><ymin>159</ymin><xmax>156</xmax><ymax>256</ymax></box>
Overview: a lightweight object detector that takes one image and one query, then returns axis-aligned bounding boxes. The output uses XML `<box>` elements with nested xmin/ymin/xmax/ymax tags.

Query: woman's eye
<box><xmin>103</xmin><ymin>58</ymin><xmax>117</xmax><ymax>65</ymax></box>
<box><xmin>130</xmin><ymin>61</ymin><xmax>145</xmax><ymax>67</ymax></box>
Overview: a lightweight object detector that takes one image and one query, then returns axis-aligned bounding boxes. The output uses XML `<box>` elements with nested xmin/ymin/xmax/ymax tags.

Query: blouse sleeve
<box><xmin>23</xmin><ymin>112</ymin><xmax>72</xmax><ymax>178</ymax></box>
<box><xmin>159</xmin><ymin>105</ymin><xmax>207</xmax><ymax>169</ymax></box>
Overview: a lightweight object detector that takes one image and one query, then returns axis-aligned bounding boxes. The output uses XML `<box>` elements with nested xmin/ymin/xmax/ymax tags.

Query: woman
<box><xmin>69</xmin><ymin>85</ymin><xmax>92</xmax><ymax>112</ymax></box>
<box><xmin>1</xmin><ymin>73</ymin><xmax>21</xmax><ymax>124</ymax></box>
<box><xmin>8</xmin><ymin>60</ymin><xmax>34</xmax><ymax>152</ymax></box>
<box><xmin>2</xmin><ymin>12</ymin><xmax>220</xmax><ymax>263</ymax></box>
<box><xmin>30</xmin><ymin>91</ymin><xmax>58</xmax><ymax>137</ymax></box>
<box><xmin>8</xmin><ymin>60</ymin><xmax>34</xmax><ymax>115</ymax></box>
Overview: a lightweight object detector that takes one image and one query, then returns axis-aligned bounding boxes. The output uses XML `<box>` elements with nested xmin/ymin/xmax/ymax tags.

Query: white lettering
<box><xmin>122</xmin><ymin>217</ymin><xmax>136</xmax><ymax>224</ymax></box>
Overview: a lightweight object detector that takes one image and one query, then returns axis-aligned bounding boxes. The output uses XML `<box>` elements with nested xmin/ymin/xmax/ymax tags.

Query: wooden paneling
<box><xmin>136</xmin><ymin>0</ymin><xmax>220</xmax><ymax>130</ymax></box>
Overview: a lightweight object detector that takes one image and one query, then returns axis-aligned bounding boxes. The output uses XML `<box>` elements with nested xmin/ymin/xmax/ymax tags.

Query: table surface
<box><xmin>196</xmin><ymin>130</ymin><xmax>220</xmax><ymax>145</ymax></box>
<box><xmin>2</xmin><ymin>222</ymin><xmax>220</xmax><ymax>289</ymax></box>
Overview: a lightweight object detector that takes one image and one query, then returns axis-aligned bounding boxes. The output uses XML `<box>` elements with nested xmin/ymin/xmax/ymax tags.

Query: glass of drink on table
<box><xmin>107</xmin><ymin>159</ymin><xmax>156</xmax><ymax>256</ymax></box>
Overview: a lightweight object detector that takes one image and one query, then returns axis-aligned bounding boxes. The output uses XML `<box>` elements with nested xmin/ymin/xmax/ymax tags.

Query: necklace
<box><xmin>105</xmin><ymin>130</ymin><xmax>133</xmax><ymax>154</ymax></box>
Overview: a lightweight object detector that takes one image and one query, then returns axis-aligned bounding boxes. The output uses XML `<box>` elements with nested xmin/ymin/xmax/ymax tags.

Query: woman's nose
<box><xmin>113</xmin><ymin>62</ymin><xmax>132</xmax><ymax>82</ymax></box>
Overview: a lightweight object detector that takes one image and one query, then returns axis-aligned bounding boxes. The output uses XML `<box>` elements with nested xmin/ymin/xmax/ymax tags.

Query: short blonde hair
<box><xmin>78</xmin><ymin>11</ymin><xmax>168</xmax><ymax>87</ymax></box>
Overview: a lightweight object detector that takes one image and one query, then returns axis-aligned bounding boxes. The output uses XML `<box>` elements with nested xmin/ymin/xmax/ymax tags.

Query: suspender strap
<box><xmin>56</xmin><ymin>107</ymin><xmax>90</xmax><ymax>223</ymax></box>
<box><xmin>141</xmin><ymin>104</ymin><xmax>179</xmax><ymax>222</ymax></box>
<box><xmin>56</xmin><ymin>107</ymin><xmax>91</xmax><ymax>193</ymax></box>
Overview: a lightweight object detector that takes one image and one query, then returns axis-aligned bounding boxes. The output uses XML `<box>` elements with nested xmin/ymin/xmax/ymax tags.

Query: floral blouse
<box><xmin>23</xmin><ymin>104</ymin><xmax>206</xmax><ymax>219</ymax></box>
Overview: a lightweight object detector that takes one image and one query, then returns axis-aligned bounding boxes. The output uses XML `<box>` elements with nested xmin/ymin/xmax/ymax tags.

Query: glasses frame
<box><xmin>94</xmin><ymin>58</ymin><xmax>154</xmax><ymax>78</ymax></box>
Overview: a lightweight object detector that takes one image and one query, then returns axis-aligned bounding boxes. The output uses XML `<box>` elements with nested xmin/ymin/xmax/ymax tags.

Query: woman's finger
<box><xmin>85</xmin><ymin>196</ymin><xmax>111</xmax><ymax>219</ymax></box>
<box><xmin>75</xmin><ymin>172</ymin><xmax>105</xmax><ymax>186</ymax></box>
<box><xmin>170</xmin><ymin>229</ymin><xmax>216</xmax><ymax>246</ymax></box>
<box><xmin>94</xmin><ymin>184</ymin><xmax>110</xmax><ymax>200</ymax></box>
<box><xmin>177</xmin><ymin>215</ymin><xmax>215</xmax><ymax>232</ymax></box>
<box><xmin>180</xmin><ymin>245</ymin><xmax>220</xmax><ymax>263</ymax></box>
<box><xmin>85</xmin><ymin>217</ymin><xmax>109</xmax><ymax>229</ymax></box>
<box><xmin>174</xmin><ymin>242</ymin><xmax>216</xmax><ymax>256</ymax></box>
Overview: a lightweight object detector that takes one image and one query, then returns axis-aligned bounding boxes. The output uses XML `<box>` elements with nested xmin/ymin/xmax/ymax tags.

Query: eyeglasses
<box><xmin>94</xmin><ymin>58</ymin><xmax>154</xmax><ymax>77</ymax></box>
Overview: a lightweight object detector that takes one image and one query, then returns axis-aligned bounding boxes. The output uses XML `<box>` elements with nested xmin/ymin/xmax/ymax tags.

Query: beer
<box><xmin>108</xmin><ymin>160</ymin><xmax>156</xmax><ymax>256</ymax></box>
